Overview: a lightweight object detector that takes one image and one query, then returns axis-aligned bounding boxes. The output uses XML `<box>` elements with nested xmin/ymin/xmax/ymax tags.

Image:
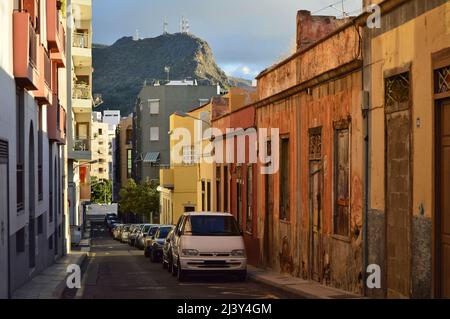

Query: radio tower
<box><xmin>180</xmin><ymin>16</ymin><xmax>190</xmax><ymax>34</ymax></box>
<box><xmin>163</xmin><ymin>17</ymin><xmax>168</xmax><ymax>35</ymax></box>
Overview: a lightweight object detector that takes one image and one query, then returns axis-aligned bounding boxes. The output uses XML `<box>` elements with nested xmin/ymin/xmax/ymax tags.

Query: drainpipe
<box><xmin>361</xmin><ymin>24</ymin><xmax>370</xmax><ymax>298</ymax></box>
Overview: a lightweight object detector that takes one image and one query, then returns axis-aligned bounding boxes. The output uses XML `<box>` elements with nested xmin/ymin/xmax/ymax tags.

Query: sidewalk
<box><xmin>247</xmin><ymin>266</ymin><xmax>362</xmax><ymax>299</ymax></box>
<box><xmin>12</xmin><ymin>252</ymin><xmax>87</xmax><ymax>299</ymax></box>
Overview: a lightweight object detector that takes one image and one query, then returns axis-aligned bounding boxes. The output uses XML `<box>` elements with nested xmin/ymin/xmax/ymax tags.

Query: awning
<box><xmin>143</xmin><ymin>152</ymin><xmax>160</xmax><ymax>164</ymax></box>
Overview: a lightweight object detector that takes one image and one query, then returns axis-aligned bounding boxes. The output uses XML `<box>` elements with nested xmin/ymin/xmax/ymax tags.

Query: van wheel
<box><xmin>237</xmin><ymin>270</ymin><xmax>247</xmax><ymax>282</ymax></box>
<box><xmin>177</xmin><ymin>261</ymin><xmax>186</xmax><ymax>282</ymax></box>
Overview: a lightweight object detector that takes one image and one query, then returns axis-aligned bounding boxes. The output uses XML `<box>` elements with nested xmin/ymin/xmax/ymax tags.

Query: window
<box><xmin>224</xmin><ymin>165</ymin><xmax>229</xmax><ymax>213</ymax></box>
<box><xmin>246</xmin><ymin>165</ymin><xmax>253</xmax><ymax>232</ymax></box>
<box><xmin>216</xmin><ymin>167</ymin><xmax>221</xmax><ymax>211</ymax></box>
<box><xmin>183</xmin><ymin>215</ymin><xmax>241</xmax><ymax>237</ymax></box>
<box><xmin>149</xmin><ymin>99</ymin><xmax>160</xmax><ymax>115</ymax></box>
<box><xmin>37</xmin><ymin>215</ymin><xmax>43</xmax><ymax>235</ymax></box>
<box><xmin>126</xmin><ymin>128</ymin><xmax>133</xmax><ymax>144</ymax></box>
<box><xmin>127</xmin><ymin>149</ymin><xmax>132</xmax><ymax>178</ymax></box>
<box><xmin>48</xmin><ymin>235</ymin><xmax>53</xmax><ymax>250</ymax></box>
<box><xmin>334</xmin><ymin>125</ymin><xmax>350</xmax><ymax>237</ymax></box>
<box><xmin>280</xmin><ymin>138</ymin><xmax>290</xmax><ymax>221</ymax></box>
<box><xmin>16</xmin><ymin>227</ymin><xmax>25</xmax><ymax>253</ymax></box>
<box><xmin>98</xmin><ymin>128</ymin><xmax>103</xmax><ymax>135</ymax></box>
<box><xmin>150</xmin><ymin>127</ymin><xmax>159</xmax><ymax>141</ymax></box>
<box><xmin>207</xmin><ymin>181</ymin><xmax>211</xmax><ymax>211</ymax></box>
<box><xmin>183</xmin><ymin>145</ymin><xmax>195</xmax><ymax>164</ymax></box>
<box><xmin>201</xmin><ymin>181</ymin><xmax>206</xmax><ymax>211</ymax></box>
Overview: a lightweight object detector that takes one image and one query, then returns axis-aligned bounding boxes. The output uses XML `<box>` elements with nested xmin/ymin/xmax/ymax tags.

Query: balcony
<box><xmin>69</xmin><ymin>137</ymin><xmax>92</xmax><ymax>160</ymax></box>
<box><xmin>160</xmin><ymin>167</ymin><xmax>174</xmax><ymax>189</ymax></box>
<box><xmin>35</xmin><ymin>47</ymin><xmax>52</xmax><ymax>105</ymax></box>
<box><xmin>46</xmin><ymin>0</ymin><xmax>65</xmax><ymax>66</ymax></box>
<box><xmin>13</xmin><ymin>11</ymin><xmax>39</xmax><ymax>90</ymax></box>
<box><xmin>72</xmin><ymin>32</ymin><xmax>91</xmax><ymax>67</ymax></box>
<box><xmin>47</xmin><ymin>95</ymin><xmax>67</xmax><ymax>145</ymax></box>
<box><xmin>72</xmin><ymin>83</ymin><xmax>92</xmax><ymax>112</ymax></box>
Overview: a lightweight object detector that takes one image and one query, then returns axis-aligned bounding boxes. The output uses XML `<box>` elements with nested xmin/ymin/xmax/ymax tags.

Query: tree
<box><xmin>118</xmin><ymin>179</ymin><xmax>160</xmax><ymax>223</ymax></box>
<box><xmin>91</xmin><ymin>177</ymin><xmax>112</xmax><ymax>204</ymax></box>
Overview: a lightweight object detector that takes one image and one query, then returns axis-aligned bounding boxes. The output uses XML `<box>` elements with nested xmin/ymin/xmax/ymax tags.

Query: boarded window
<box><xmin>237</xmin><ymin>165</ymin><xmax>243</xmax><ymax>226</ymax></box>
<box><xmin>150</xmin><ymin>127</ymin><xmax>159</xmax><ymax>141</ymax></box>
<box><xmin>385</xmin><ymin>72</ymin><xmax>410</xmax><ymax>113</ymax></box>
<box><xmin>148</xmin><ymin>99</ymin><xmax>160</xmax><ymax>115</ymax></box>
<box><xmin>435</xmin><ymin>66</ymin><xmax>450</xmax><ymax>94</ymax></box>
<box><xmin>216</xmin><ymin>167</ymin><xmax>221</xmax><ymax>211</ymax></box>
<box><xmin>224</xmin><ymin>166</ymin><xmax>229</xmax><ymax>213</ymax></box>
<box><xmin>333</xmin><ymin>126</ymin><xmax>350</xmax><ymax>237</ymax></box>
<box><xmin>280</xmin><ymin>138</ymin><xmax>290</xmax><ymax>221</ymax></box>
<box><xmin>246</xmin><ymin>165</ymin><xmax>253</xmax><ymax>232</ymax></box>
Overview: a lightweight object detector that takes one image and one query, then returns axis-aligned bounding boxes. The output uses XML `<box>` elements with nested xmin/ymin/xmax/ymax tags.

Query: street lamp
<box><xmin>174</xmin><ymin>111</ymin><xmax>211</xmax><ymax>125</ymax></box>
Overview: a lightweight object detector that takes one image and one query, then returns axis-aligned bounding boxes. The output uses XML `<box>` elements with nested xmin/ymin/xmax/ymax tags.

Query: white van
<box><xmin>171</xmin><ymin>212</ymin><xmax>247</xmax><ymax>282</ymax></box>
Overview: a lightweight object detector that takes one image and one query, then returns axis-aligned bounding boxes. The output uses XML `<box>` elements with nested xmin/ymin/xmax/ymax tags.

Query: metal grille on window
<box><xmin>436</xmin><ymin>66</ymin><xmax>450</xmax><ymax>94</ymax></box>
<box><xmin>385</xmin><ymin>72</ymin><xmax>410</xmax><ymax>108</ymax></box>
<box><xmin>309</xmin><ymin>133</ymin><xmax>322</xmax><ymax>160</ymax></box>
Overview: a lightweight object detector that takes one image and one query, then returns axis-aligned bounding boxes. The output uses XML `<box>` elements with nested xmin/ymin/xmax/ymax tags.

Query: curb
<box><xmin>247</xmin><ymin>272</ymin><xmax>322</xmax><ymax>299</ymax></box>
<box><xmin>53</xmin><ymin>253</ymin><xmax>88</xmax><ymax>299</ymax></box>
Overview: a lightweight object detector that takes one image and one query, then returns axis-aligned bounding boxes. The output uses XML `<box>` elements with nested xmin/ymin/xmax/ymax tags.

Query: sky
<box><xmin>93</xmin><ymin>0</ymin><xmax>363</xmax><ymax>80</ymax></box>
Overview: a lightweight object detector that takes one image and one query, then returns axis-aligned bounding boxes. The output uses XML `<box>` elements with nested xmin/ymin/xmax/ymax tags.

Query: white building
<box><xmin>0</xmin><ymin>0</ymin><xmax>68</xmax><ymax>298</ymax></box>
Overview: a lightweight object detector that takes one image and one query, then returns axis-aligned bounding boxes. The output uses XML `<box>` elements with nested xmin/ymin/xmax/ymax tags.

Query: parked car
<box><xmin>112</xmin><ymin>224</ymin><xmax>123</xmax><ymax>239</ymax></box>
<box><xmin>128</xmin><ymin>224</ymin><xmax>143</xmax><ymax>246</ymax></box>
<box><xmin>135</xmin><ymin>224</ymin><xmax>156</xmax><ymax>250</ymax></box>
<box><xmin>171</xmin><ymin>213</ymin><xmax>247</xmax><ymax>282</ymax></box>
<box><xmin>120</xmin><ymin>225</ymin><xmax>132</xmax><ymax>243</ymax></box>
<box><xmin>114</xmin><ymin>225</ymin><xmax>124</xmax><ymax>240</ymax></box>
<box><xmin>149</xmin><ymin>226</ymin><xmax>174</xmax><ymax>262</ymax></box>
<box><xmin>162</xmin><ymin>228</ymin><xmax>176</xmax><ymax>272</ymax></box>
<box><xmin>105</xmin><ymin>213</ymin><xmax>119</xmax><ymax>228</ymax></box>
<box><xmin>143</xmin><ymin>226</ymin><xmax>161</xmax><ymax>257</ymax></box>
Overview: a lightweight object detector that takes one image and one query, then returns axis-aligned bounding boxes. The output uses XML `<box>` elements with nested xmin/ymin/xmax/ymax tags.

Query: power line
<box><xmin>312</xmin><ymin>0</ymin><xmax>351</xmax><ymax>15</ymax></box>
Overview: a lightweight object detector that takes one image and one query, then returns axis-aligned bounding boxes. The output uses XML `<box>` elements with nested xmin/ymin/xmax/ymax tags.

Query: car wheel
<box><xmin>177</xmin><ymin>261</ymin><xmax>186</xmax><ymax>282</ymax></box>
<box><xmin>150</xmin><ymin>249</ymin><xmax>155</xmax><ymax>263</ymax></box>
<box><xmin>237</xmin><ymin>270</ymin><xmax>247</xmax><ymax>282</ymax></box>
<box><xmin>171</xmin><ymin>258</ymin><xmax>177</xmax><ymax>277</ymax></box>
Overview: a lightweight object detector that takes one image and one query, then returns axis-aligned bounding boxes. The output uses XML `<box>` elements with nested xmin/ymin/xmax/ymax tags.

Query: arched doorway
<box><xmin>28</xmin><ymin>123</ymin><xmax>36</xmax><ymax>269</ymax></box>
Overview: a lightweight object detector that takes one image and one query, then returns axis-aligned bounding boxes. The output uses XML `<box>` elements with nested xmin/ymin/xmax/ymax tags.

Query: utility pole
<box><xmin>163</xmin><ymin>17</ymin><xmax>168</xmax><ymax>35</ymax></box>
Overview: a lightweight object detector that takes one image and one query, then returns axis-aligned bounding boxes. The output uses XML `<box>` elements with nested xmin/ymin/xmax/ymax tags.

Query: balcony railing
<box><xmin>73</xmin><ymin>32</ymin><xmax>90</xmax><ymax>49</ymax></box>
<box><xmin>29</xmin><ymin>20</ymin><xmax>37</xmax><ymax>68</ymax></box>
<box><xmin>73</xmin><ymin>138</ymin><xmax>90</xmax><ymax>152</ymax></box>
<box><xmin>73</xmin><ymin>83</ymin><xmax>91</xmax><ymax>100</ymax></box>
<box><xmin>44</xmin><ymin>50</ymin><xmax>51</xmax><ymax>87</ymax></box>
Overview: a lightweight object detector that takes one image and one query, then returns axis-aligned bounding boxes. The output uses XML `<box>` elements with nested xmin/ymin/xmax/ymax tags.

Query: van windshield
<box><xmin>184</xmin><ymin>216</ymin><xmax>241</xmax><ymax>236</ymax></box>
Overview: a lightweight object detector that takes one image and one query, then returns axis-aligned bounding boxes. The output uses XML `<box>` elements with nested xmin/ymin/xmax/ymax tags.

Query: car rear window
<box><xmin>184</xmin><ymin>216</ymin><xmax>241</xmax><ymax>236</ymax></box>
<box><xmin>159</xmin><ymin>227</ymin><xmax>173</xmax><ymax>238</ymax></box>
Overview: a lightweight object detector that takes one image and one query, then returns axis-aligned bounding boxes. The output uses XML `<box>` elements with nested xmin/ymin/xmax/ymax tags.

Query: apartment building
<box><xmin>67</xmin><ymin>0</ymin><xmax>93</xmax><ymax>228</ymax></box>
<box><xmin>118</xmin><ymin>115</ymin><xmax>133</xmax><ymax>190</ymax></box>
<box><xmin>90</xmin><ymin>121</ymin><xmax>111</xmax><ymax>181</ymax></box>
<box><xmin>0</xmin><ymin>0</ymin><xmax>68</xmax><ymax>298</ymax></box>
<box><xmin>133</xmin><ymin>80</ymin><xmax>220</xmax><ymax>183</ymax></box>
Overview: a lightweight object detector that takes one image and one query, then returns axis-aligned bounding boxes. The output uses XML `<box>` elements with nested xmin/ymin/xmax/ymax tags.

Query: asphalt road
<box><xmin>64</xmin><ymin>222</ymin><xmax>292</xmax><ymax>299</ymax></box>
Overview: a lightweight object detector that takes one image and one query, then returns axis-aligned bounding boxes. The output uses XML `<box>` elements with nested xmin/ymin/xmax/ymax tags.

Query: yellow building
<box><xmin>159</xmin><ymin>102</ymin><xmax>212</xmax><ymax>224</ymax></box>
<box><xmin>364</xmin><ymin>0</ymin><xmax>450</xmax><ymax>298</ymax></box>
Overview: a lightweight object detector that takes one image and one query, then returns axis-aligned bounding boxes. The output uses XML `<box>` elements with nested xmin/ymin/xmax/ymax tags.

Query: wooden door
<box><xmin>438</xmin><ymin>99</ymin><xmax>450</xmax><ymax>298</ymax></box>
<box><xmin>309</xmin><ymin>129</ymin><xmax>323</xmax><ymax>282</ymax></box>
<box><xmin>264</xmin><ymin>170</ymin><xmax>274</xmax><ymax>268</ymax></box>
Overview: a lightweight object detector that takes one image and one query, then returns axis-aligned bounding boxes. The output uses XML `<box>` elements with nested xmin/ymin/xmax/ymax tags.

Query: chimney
<box><xmin>296</xmin><ymin>10</ymin><xmax>342</xmax><ymax>51</ymax></box>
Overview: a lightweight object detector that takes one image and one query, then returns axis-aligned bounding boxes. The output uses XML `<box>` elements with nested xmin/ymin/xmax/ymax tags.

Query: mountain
<box><xmin>92</xmin><ymin>33</ymin><xmax>250</xmax><ymax>115</ymax></box>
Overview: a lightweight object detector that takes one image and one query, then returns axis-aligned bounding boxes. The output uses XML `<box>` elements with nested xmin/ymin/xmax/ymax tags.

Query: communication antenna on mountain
<box><xmin>134</xmin><ymin>29</ymin><xmax>140</xmax><ymax>41</ymax></box>
<box><xmin>164</xmin><ymin>66</ymin><xmax>171</xmax><ymax>82</ymax></box>
<box><xmin>180</xmin><ymin>16</ymin><xmax>190</xmax><ymax>34</ymax></box>
<box><xmin>163</xmin><ymin>17</ymin><xmax>168</xmax><ymax>34</ymax></box>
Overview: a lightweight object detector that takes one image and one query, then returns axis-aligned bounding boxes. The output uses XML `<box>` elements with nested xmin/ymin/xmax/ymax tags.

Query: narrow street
<box><xmin>65</xmin><ymin>223</ymin><xmax>292</xmax><ymax>299</ymax></box>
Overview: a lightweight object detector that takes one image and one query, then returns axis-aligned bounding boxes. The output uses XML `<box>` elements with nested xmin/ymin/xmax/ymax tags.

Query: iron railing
<box><xmin>44</xmin><ymin>51</ymin><xmax>51</xmax><ymax>87</ymax></box>
<box><xmin>73</xmin><ymin>83</ymin><xmax>91</xmax><ymax>100</ymax></box>
<box><xmin>29</xmin><ymin>21</ymin><xmax>37</xmax><ymax>68</ymax></box>
<box><xmin>73</xmin><ymin>32</ymin><xmax>90</xmax><ymax>48</ymax></box>
<box><xmin>73</xmin><ymin>138</ymin><xmax>90</xmax><ymax>152</ymax></box>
